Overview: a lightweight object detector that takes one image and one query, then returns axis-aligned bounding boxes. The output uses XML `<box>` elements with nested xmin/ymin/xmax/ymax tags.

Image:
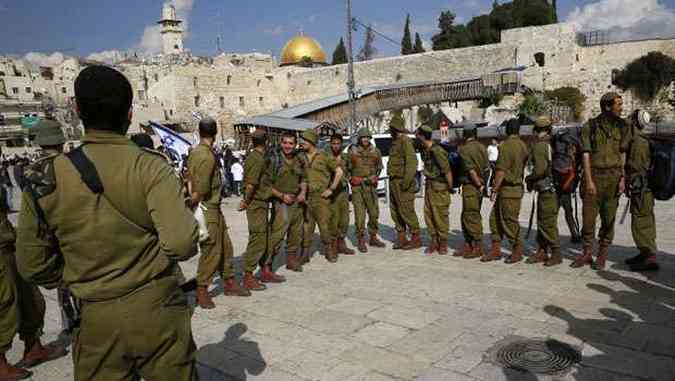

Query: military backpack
<box><xmin>648</xmin><ymin>140</ymin><xmax>675</xmax><ymax>201</ymax></box>
<box><xmin>551</xmin><ymin>128</ymin><xmax>581</xmax><ymax>193</ymax></box>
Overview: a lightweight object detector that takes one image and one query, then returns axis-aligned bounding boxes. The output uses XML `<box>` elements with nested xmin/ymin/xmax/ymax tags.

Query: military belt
<box><xmin>591</xmin><ymin>167</ymin><xmax>622</xmax><ymax>177</ymax></box>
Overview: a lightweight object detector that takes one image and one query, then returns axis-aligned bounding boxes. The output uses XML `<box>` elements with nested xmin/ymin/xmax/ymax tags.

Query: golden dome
<box><xmin>280</xmin><ymin>34</ymin><xmax>327</xmax><ymax>66</ymax></box>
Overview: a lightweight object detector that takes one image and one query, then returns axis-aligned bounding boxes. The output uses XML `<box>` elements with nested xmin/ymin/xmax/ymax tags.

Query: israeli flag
<box><xmin>149</xmin><ymin>121</ymin><xmax>194</xmax><ymax>168</ymax></box>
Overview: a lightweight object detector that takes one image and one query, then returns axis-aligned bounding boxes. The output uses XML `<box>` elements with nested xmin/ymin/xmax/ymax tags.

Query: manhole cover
<box><xmin>488</xmin><ymin>337</ymin><xmax>581</xmax><ymax>375</ymax></box>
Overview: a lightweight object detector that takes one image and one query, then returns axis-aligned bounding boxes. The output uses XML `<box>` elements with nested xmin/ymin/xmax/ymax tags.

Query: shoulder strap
<box><xmin>66</xmin><ymin>147</ymin><xmax>104</xmax><ymax>194</ymax></box>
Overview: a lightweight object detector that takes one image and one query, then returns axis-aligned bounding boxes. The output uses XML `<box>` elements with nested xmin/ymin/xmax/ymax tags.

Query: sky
<box><xmin>2</xmin><ymin>0</ymin><xmax>675</xmax><ymax>66</ymax></box>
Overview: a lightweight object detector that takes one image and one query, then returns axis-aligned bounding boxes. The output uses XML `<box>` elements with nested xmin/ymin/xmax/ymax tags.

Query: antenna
<box><xmin>346</xmin><ymin>0</ymin><xmax>357</xmax><ymax>136</ymax></box>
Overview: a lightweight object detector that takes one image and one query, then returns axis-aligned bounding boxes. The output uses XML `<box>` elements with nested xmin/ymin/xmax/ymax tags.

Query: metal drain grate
<box><xmin>489</xmin><ymin>337</ymin><xmax>581</xmax><ymax>375</ymax></box>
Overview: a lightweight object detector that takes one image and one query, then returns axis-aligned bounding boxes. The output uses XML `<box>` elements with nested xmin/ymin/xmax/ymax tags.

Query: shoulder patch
<box><xmin>141</xmin><ymin>147</ymin><xmax>172</xmax><ymax>162</ymax></box>
<box><xmin>24</xmin><ymin>155</ymin><xmax>58</xmax><ymax>199</ymax></box>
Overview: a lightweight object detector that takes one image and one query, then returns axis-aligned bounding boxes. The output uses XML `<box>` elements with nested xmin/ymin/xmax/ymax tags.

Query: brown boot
<box><xmin>402</xmin><ymin>232</ymin><xmax>422</xmax><ymax>250</ymax></box>
<box><xmin>286</xmin><ymin>251</ymin><xmax>303</xmax><ymax>272</ymax></box>
<box><xmin>393</xmin><ymin>232</ymin><xmax>409</xmax><ymax>250</ymax></box>
<box><xmin>18</xmin><ymin>341</ymin><xmax>67</xmax><ymax>369</ymax></box>
<box><xmin>0</xmin><ymin>354</ymin><xmax>31</xmax><ymax>380</ymax></box>
<box><xmin>337</xmin><ymin>237</ymin><xmax>355</xmax><ymax>255</ymax></box>
<box><xmin>545</xmin><ymin>248</ymin><xmax>563</xmax><ymax>267</ymax></box>
<box><xmin>259</xmin><ymin>265</ymin><xmax>286</xmax><ymax>283</ymax></box>
<box><xmin>357</xmin><ymin>234</ymin><xmax>368</xmax><ymax>253</ymax></box>
<box><xmin>196</xmin><ymin>286</ymin><xmax>216</xmax><ymax>309</ymax></box>
<box><xmin>424</xmin><ymin>236</ymin><xmax>438</xmax><ymax>255</ymax></box>
<box><xmin>326</xmin><ymin>240</ymin><xmax>338</xmax><ymax>263</ymax></box>
<box><xmin>593</xmin><ymin>242</ymin><xmax>609</xmax><ymax>270</ymax></box>
<box><xmin>526</xmin><ymin>247</ymin><xmax>548</xmax><ymax>264</ymax></box>
<box><xmin>243</xmin><ymin>272</ymin><xmax>267</xmax><ymax>291</ymax></box>
<box><xmin>456</xmin><ymin>242</ymin><xmax>472</xmax><ymax>257</ymax></box>
<box><xmin>438</xmin><ymin>239</ymin><xmax>448</xmax><ymax>255</ymax></box>
<box><xmin>301</xmin><ymin>247</ymin><xmax>311</xmax><ymax>264</ymax></box>
<box><xmin>571</xmin><ymin>246</ymin><xmax>594</xmax><ymax>268</ymax></box>
<box><xmin>369</xmin><ymin>233</ymin><xmax>386</xmax><ymax>248</ymax></box>
<box><xmin>222</xmin><ymin>277</ymin><xmax>251</xmax><ymax>296</ymax></box>
<box><xmin>465</xmin><ymin>241</ymin><xmax>484</xmax><ymax>259</ymax></box>
<box><xmin>505</xmin><ymin>243</ymin><xmax>524</xmax><ymax>264</ymax></box>
<box><xmin>481</xmin><ymin>241</ymin><xmax>502</xmax><ymax>262</ymax></box>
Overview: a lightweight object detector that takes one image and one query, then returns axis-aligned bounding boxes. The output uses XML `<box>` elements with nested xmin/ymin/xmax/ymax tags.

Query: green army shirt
<box><xmin>347</xmin><ymin>144</ymin><xmax>382</xmax><ymax>178</ymax></box>
<box><xmin>496</xmin><ymin>135</ymin><xmax>528</xmax><ymax>197</ymax></box>
<box><xmin>268</xmin><ymin>154</ymin><xmax>304</xmax><ymax>195</ymax></box>
<box><xmin>0</xmin><ymin>210</ymin><xmax>15</xmax><ymax>249</ymax></box>
<box><xmin>244</xmin><ymin>149</ymin><xmax>270</xmax><ymax>201</ymax></box>
<box><xmin>187</xmin><ymin>143</ymin><xmax>222</xmax><ymax>209</ymax></box>
<box><xmin>459</xmin><ymin>139</ymin><xmax>488</xmax><ymax>185</ymax></box>
<box><xmin>530</xmin><ymin>137</ymin><xmax>552</xmax><ymax>181</ymax></box>
<box><xmin>580</xmin><ymin>114</ymin><xmax>629</xmax><ymax>170</ymax></box>
<box><xmin>16</xmin><ymin>130</ymin><xmax>199</xmax><ymax>301</ymax></box>
<box><xmin>388</xmin><ymin>134</ymin><xmax>417</xmax><ymax>186</ymax></box>
<box><xmin>422</xmin><ymin>143</ymin><xmax>449</xmax><ymax>182</ymax></box>
<box><xmin>325</xmin><ymin>148</ymin><xmax>349</xmax><ymax>192</ymax></box>
<box><xmin>626</xmin><ymin>133</ymin><xmax>651</xmax><ymax>179</ymax></box>
<box><xmin>305</xmin><ymin>151</ymin><xmax>336</xmax><ymax>194</ymax></box>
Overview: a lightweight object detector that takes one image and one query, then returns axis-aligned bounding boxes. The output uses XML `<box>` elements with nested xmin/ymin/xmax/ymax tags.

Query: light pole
<box><xmin>346</xmin><ymin>0</ymin><xmax>357</xmax><ymax>137</ymax></box>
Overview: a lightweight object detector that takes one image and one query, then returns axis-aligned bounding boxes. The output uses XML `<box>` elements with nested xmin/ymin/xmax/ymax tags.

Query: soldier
<box><xmin>483</xmin><ymin>119</ymin><xmax>529</xmax><ymax>263</ymax></box>
<box><xmin>346</xmin><ymin>128</ymin><xmax>385</xmax><ymax>253</ymax></box>
<box><xmin>264</xmin><ymin>132</ymin><xmax>307</xmax><ymax>274</ymax></box>
<box><xmin>239</xmin><ymin>130</ymin><xmax>271</xmax><ymax>290</ymax></box>
<box><xmin>388</xmin><ymin>115</ymin><xmax>422</xmax><ymax>250</ymax></box>
<box><xmin>525</xmin><ymin>116</ymin><xmax>562</xmax><ymax>266</ymax></box>
<box><xmin>457</xmin><ymin>123</ymin><xmax>489</xmax><ymax>259</ymax></box>
<box><xmin>299</xmin><ymin>130</ymin><xmax>344</xmax><ymax>263</ymax></box>
<box><xmin>572</xmin><ymin>92</ymin><xmax>629</xmax><ymax>270</ymax></box>
<box><xmin>416</xmin><ymin>125</ymin><xmax>453</xmax><ymax>255</ymax></box>
<box><xmin>16</xmin><ymin>65</ymin><xmax>199</xmax><ymax>380</ymax></box>
<box><xmin>189</xmin><ymin>118</ymin><xmax>250</xmax><ymax>309</ymax></box>
<box><xmin>326</xmin><ymin>134</ymin><xmax>355</xmax><ymax>255</ymax></box>
<box><xmin>623</xmin><ymin>110</ymin><xmax>659</xmax><ymax>272</ymax></box>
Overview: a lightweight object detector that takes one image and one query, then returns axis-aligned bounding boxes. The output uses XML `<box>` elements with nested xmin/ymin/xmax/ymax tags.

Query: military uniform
<box><xmin>326</xmin><ymin>147</ymin><xmax>355</xmax><ymax>255</ymax></box>
<box><xmin>346</xmin><ymin>129</ymin><xmax>384</xmax><ymax>252</ymax></box>
<box><xmin>421</xmin><ymin>136</ymin><xmax>452</xmax><ymax>254</ymax></box>
<box><xmin>17</xmin><ymin>130</ymin><xmax>199</xmax><ymax>380</ymax></box>
<box><xmin>388</xmin><ymin>126</ymin><xmax>421</xmax><ymax>250</ymax></box>
<box><xmin>574</xmin><ymin>108</ymin><xmax>629</xmax><ymax>269</ymax></box>
<box><xmin>458</xmin><ymin>137</ymin><xmax>489</xmax><ymax>258</ymax></box>
<box><xmin>242</xmin><ymin>147</ymin><xmax>270</xmax><ymax>287</ymax></box>
<box><xmin>486</xmin><ymin>134</ymin><xmax>529</xmax><ymax>262</ymax></box>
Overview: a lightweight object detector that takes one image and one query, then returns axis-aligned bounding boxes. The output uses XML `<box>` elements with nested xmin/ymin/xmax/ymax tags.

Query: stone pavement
<box><xmin>6</xmin><ymin>192</ymin><xmax>675</xmax><ymax>380</ymax></box>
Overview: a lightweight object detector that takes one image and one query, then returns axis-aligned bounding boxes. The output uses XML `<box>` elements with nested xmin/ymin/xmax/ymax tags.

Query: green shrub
<box><xmin>614</xmin><ymin>52</ymin><xmax>675</xmax><ymax>101</ymax></box>
<box><xmin>545</xmin><ymin>87</ymin><xmax>586</xmax><ymax>121</ymax></box>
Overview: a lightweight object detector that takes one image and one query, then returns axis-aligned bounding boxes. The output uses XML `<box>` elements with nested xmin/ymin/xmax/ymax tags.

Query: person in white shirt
<box><xmin>487</xmin><ymin>139</ymin><xmax>499</xmax><ymax>189</ymax></box>
<box><xmin>230</xmin><ymin>160</ymin><xmax>244</xmax><ymax>196</ymax></box>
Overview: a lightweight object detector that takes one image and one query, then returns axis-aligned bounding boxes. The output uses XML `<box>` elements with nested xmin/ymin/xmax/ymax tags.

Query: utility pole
<box><xmin>346</xmin><ymin>0</ymin><xmax>357</xmax><ymax>136</ymax></box>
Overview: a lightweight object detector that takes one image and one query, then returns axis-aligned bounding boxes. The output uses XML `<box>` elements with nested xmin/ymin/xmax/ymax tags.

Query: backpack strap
<box><xmin>66</xmin><ymin>147</ymin><xmax>104</xmax><ymax>194</ymax></box>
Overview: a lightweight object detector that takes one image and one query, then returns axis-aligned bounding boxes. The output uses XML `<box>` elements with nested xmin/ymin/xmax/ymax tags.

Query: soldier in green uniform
<box><xmin>572</xmin><ymin>92</ymin><xmax>628</xmax><ymax>270</ymax></box>
<box><xmin>327</xmin><ymin>134</ymin><xmax>355</xmax><ymax>255</ymax></box>
<box><xmin>239</xmin><ymin>129</ymin><xmax>271</xmax><ymax>290</ymax></box>
<box><xmin>457</xmin><ymin>124</ymin><xmax>489</xmax><ymax>259</ymax></box>
<box><xmin>264</xmin><ymin>132</ymin><xmax>307</xmax><ymax>274</ymax></box>
<box><xmin>388</xmin><ymin>115</ymin><xmax>421</xmax><ymax>250</ymax></box>
<box><xmin>483</xmin><ymin>119</ymin><xmax>529</xmax><ymax>263</ymax></box>
<box><xmin>416</xmin><ymin>125</ymin><xmax>453</xmax><ymax>255</ymax></box>
<box><xmin>346</xmin><ymin>128</ymin><xmax>385</xmax><ymax>253</ymax></box>
<box><xmin>525</xmin><ymin>116</ymin><xmax>562</xmax><ymax>266</ymax></box>
<box><xmin>189</xmin><ymin>118</ymin><xmax>249</xmax><ymax>309</ymax></box>
<box><xmin>299</xmin><ymin>130</ymin><xmax>344</xmax><ymax>263</ymax></box>
<box><xmin>623</xmin><ymin>110</ymin><xmax>659</xmax><ymax>272</ymax></box>
<box><xmin>16</xmin><ymin>65</ymin><xmax>199</xmax><ymax>380</ymax></box>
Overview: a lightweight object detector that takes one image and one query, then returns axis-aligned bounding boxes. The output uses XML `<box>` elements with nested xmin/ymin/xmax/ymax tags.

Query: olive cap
<box><xmin>601</xmin><ymin>92</ymin><xmax>621</xmax><ymax>104</ymax></box>
<box><xmin>300</xmin><ymin>130</ymin><xmax>318</xmax><ymax>145</ymax></box>
<box><xmin>34</xmin><ymin>119</ymin><xmax>66</xmax><ymax>146</ymax></box>
<box><xmin>357</xmin><ymin>128</ymin><xmax>372</xmax><ymax>138</ymax></box>
<box><xmin>534</xmin><ymin>115</ymin><xmax>552</xmax><ymax>129</ymax></box>
<box><xmin>389</xmin><ymin>114</ymin><xmax>407</xmax><ymax>133</ymax></box>
<box><xmin>417</xmin><ymin>125</ymin><xmax>433</xmax><ymax>134</ymax></box>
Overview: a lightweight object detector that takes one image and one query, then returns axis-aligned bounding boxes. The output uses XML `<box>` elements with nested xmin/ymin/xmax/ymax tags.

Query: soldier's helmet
<box><xmin>300</xmin><ymin>130</ymin><xmax>318</xmax><ymax>146</ymax></box>
<box><xmin>357</xmin><ymin>128</ymin><xmax>372</xmax><ymax>138</ymax></box>
<box><xmin>534</xmin><ymin>115</ymin><xmax>552</xmax><ymax>132</ymax></box>
<box><xmin>389</xmin><ymin>114</ymin><xmax>407</xmax><ymax>133</ymax></box>
<box><xmin>34</xmin><ymin>119</ymin><xmax>66</xmax><ymax>147</ymax></box>
<box><xmin>463</xmin><ymin>123</ymin><xmax>477</xmax><ymax>139</ymax></box>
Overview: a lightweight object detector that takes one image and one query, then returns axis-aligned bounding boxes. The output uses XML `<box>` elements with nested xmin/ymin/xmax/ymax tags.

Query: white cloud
<box><xmin>134</xmin><ymin>0</ymin><xmax>196</xmax><ymax>56</ymax></box>
<box><xmin>566</xmin><ymin>0</ymin><xmax>675</xmax><ymax>39</ymax></box>
<box><xmin>86</xmin><ymin>50</ymin><xmax>124</xmax><ymax>64</ymax></box>
<box><xmin>23</xmin><ymin>52</ymin><xmax>65</xmax><ymax>67</ymax></box>
<box><xmin>264</xmin><ymin>25</ymin><xmax>285</xmax><ymax>36</ymax></box>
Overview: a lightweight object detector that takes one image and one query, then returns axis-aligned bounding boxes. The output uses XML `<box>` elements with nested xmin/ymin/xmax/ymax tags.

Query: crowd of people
<box><xmin>0</xmin><ymin>64</ymin><xmax>661</xmax><ymax>380</ymax></box>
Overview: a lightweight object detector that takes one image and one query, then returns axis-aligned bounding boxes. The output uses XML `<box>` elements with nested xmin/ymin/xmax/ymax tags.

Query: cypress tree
<box><xmin>413</xmin><ymin>33</ymin><xmax>425</xmax><ymax>53</ymax></box>
<box><xmin>401</xmin><ymin>14</ymin><xmax>414</xmax><ymax>55</ymax></box>
<box><xmin>331</xmin><ymin>37</ymin><xmax>348</xmax><ymax>65</ymax></box>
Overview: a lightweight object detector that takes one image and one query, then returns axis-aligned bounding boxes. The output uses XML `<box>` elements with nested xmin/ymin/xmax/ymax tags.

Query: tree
<box><xmin>357</xmin><ymin>24</ymin><xmax>377</xmax><ymax>61</ymax></box>
<box><xmin>432</xmin><ymin>11</ymin><xmax>472</xmax><ymax>50</ymax></box>
<box><xmin>615</xmin><ymin>51</ymin><xmax>675</xmax><ymax>101</ymax></box>
<box><xmin>552</xmin><ymin>0</ymin><xmax>558</xmax><ymax>22</ymax></box>
<box><xmin>413</xmin><ymin>33</ymin><xmax>425</xmax><ymax>53</ymax></box>
<box><xmin>401</xmin><ymin>14</ymin><xmax>414</xmax><ymax>55</ymax></box>
<box><xmin>466</xmin><ymin>14</ymin><xmax>499</xmax><ymax>46</ymax></box>
<box><xmin>332</xmin><ymin>37</ymin><xmax>347</xmax><ymax>65</ymax></box>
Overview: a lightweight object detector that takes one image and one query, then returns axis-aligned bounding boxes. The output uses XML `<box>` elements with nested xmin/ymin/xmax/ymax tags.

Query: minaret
<box><xmin>158</xmin><ymin>4</ymin><xmax>184</xmax><ymax>55</ymax></box>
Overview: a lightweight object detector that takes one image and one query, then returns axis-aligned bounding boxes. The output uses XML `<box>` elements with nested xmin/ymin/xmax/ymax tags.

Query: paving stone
<box><xmin>582</xmin><ymin>342</ymin><xmax>675</xmax><ymax>381</ymax></box>
<box><xmin>387</xmin><ymin>321</ymin><xmax>467</xmax><ymax>363</ymax></box>
<box><xmin>339</xmin><ymin>343</ymin><xmax>432</xmax><ymax>379</ymax></box>
<box><xmin>352</xmin><ymin>322</ymin><xmax>411</xmax><ymax>347</ymax></box>
<box><xmin>275</xmin><ymin>350</ymin><xmax>343</xmax><ymax>381</ymax></box>
<box><xmin>367</xmin><ymin>304</ymin><xmax>442</xmax><ymax>329</ymax></box>
<box><xmin>416</xmin><ymin>367</ymin><xmax>480</xmax><ymax>381</ymax></box>
<box><xmin>325</xmin><ymin>297</ymin><xmax>384</xmax><ymax>316</ymax></box>
<box><xmin>302</xmin><ymin>309</ymin><xmax>375</xmax><ymax>336</ymax></box>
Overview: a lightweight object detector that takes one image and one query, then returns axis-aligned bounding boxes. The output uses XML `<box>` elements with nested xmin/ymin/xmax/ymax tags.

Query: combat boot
<box><xmin>243</xmin><ymin>272</ymin><xmax>267</xmax><ymax>291</ymax></box>
<box><xmin>259</xmin><ymin>265</ymin><xmax>286</xmax><ymax>283</ymax></box>
<box><xmin>545</xmin><ymin>248</ymin><xmax>563</xmax><ymax>267</ymax></box>
<box><xmin>326</xmin><ymin>240</ymin><xmax>338</xmax><ymax>263</ymax></box>
<box><xmin>625</xmin><ymin>251</ymin><xmax>649</xmax><ymax>265</ymax></box>
<box><xmin>301</xmin><ymin>247</ymin><xmax>311</xmax><ymax>264</ymax></box>
<box><xmin>481</xmin><ymin>241</ymin><xmax>502</xmax><ymax>262</ymax></box>
<box><xmin>592</xmin><ymin>242</ymin><xmax>609</xmax><ymax>270</ymax></box>
<box><xmin>393</xmin><ymin>232</ymin><xmax>409</xmax><ymax>250</ymax></box>
<box><xmin>456</xmin><ymin>241</ymin><xmax>472</xmax><ymax>257</ymax></box>
<box><xmin>18</xmin><ymin>340</ymin><xmax>67</xmax><ymax>369</ymax></box>
<box><xmin>0</xmin><ymin>353</ymin><xmax>30</xmax><ymax>381</ymax></box>
<box><xmin>424</xmin><ymin>236</ymin><xmax>438</xmax><ymax>255</ymax></box>
<box><xmin>223</xmin><ymin>277</ymin><xmax>251</xmax><ymax>297</ymax></box>
<box><xmin>337</xmin><ymin>237</ymin><xmax>355</xmax><ymax>255</ymax></box>
<box><xmin>629</xmin><ymin>255</ymin><xmax>660</xmax><ymax>272</ymax></box>
<box><xmin>357</xmin><ymin>234</ymin><xmax>368</xmax><ymax>253</ymax></box>
<box><xmin>437</xmin><ymin>238</ymin><xmax>449</xmax><ymax>255</ymax></box>
<box><xmin>369</xmin><ymin>233</ymin><xmax>386</xmax><ymax>248</ymax></box>
<box><xmin>505</xmin><ymin>243</ymin><xmax>523</xmax><ymax>264</ymax></box>
<box><xmin>286</xmin><ymin>251</ymin><xmax>303</xmax><ymax>272</ymax></box>
<box><xmin>571</xmin><ymin>246</ymin><xmax>594</xmax><ymax>268</ymax></box>
<box><xmin>402</xmin><ymin>232</ymin><xmax>422</xmax><ymax>250</ymax></box>
<box><xmin>465</xmin><ymin>241</ymin><xmax>484</xmax><ymax>259</ymax></box>
<box><xmin>196</xmin><ymin>286</ymin><xmax>216</xmax><ymax>309</ymax></box>
<box><xmin>526</xmin><ymin>247</ymin><xmax>548</xmax><ymax>264</ymax></box>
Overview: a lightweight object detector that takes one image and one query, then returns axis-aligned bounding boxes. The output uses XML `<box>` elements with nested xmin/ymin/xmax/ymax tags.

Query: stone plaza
<box><xmin>6</xmin><ymin>191</ymin><xmax>675</xmax><ymax>380</ymax></box>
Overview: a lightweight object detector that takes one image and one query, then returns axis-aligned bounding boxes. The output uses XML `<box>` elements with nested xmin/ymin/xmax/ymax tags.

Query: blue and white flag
<box><xmin>149</xmin><ymin>121</ymin><xmax>193</xmax><ymax>168</ymax></box>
